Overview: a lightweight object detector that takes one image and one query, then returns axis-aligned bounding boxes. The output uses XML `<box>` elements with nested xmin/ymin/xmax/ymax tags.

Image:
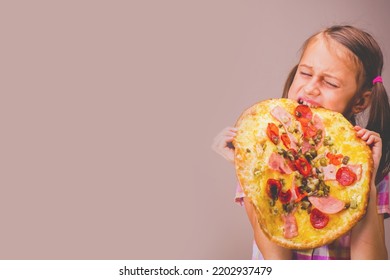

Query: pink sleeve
<box><xmin>234</xmin><ymin>182</ymin><xmax>245</xmax><ymax>206</ymax></box>
<box><xmin>377</xmin><ymin>174</ymin><xmax>390</xmax><ymax>218</ymax></box>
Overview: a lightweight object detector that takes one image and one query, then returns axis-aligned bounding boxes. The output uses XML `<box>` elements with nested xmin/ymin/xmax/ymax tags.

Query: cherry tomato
<box><xmin>279</xmin><ymin>189</ymin><xmax>292</xmax><ymax>204</ymax></box>
<box><xmin>295</xmin><ymin>105</ymin><xmax>313</xmax><ymax>120</ymax></box>
<box><xmin>294</xmin><ymin>157</ymin><xmax>312</xmax><ymax>177</ymax></box>
<box><xmin>281</xmin><ymin>133</ymin><xmax>291</xmax><ymax>149</ymax></box>
<box><xmin>266</xmin><ymin>123</ymin><xmax>279</xmax><ymax>145</ymax></box>
<box><xmin>327</xmin><ymin>153</ymin><xmax>344</xmax><ymax>166</ymax></box>
<box><xmin>303</xmin><ymin>121</ymin><xmax>317</xmax><ymax>138</ymax></box>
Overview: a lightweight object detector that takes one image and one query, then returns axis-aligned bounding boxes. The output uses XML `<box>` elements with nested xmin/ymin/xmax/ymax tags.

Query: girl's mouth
<box><xmin>297</xmin><ymin>98</ymin><xmax>322</xmax><ymax>108</ymax></box>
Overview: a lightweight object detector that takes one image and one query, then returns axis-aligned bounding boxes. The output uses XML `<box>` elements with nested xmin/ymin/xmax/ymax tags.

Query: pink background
<box><xmin>1</xmin><ymin>0</ymin><xmax>389</xmax><ymax>259</ymax></box>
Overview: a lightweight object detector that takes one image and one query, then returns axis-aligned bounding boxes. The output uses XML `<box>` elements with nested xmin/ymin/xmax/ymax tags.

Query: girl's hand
<box><xmin>354</xmin><ymin>126</ymin><xmax>382</xmax><ymax>176</ymax></box>
<box><xmin>351</xmin><ymin>127</ymin><xmax>387</xmax><ymax>259</ymax></box>
<box><xmin>212</xmin><ymin>127</ymin><xmax>237</xmax><ymax>163</ymax></box>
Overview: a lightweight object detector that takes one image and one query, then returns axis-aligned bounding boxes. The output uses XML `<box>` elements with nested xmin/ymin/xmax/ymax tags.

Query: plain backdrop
<box><xmin>1</xmin><ymin>0</ymin><xmax>389</xmax><ymax>259</ymax></box>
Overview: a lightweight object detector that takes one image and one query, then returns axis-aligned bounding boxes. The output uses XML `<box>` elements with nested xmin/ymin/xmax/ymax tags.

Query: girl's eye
<box><xmin>324</xmin><ymin>80</ymin><xmax>338</xmax><ymax>88</ymax></box>
<box><xmin>300</xmin><ymin>71</ymin><xmax>312</xmax><ymax>77</ymax></box>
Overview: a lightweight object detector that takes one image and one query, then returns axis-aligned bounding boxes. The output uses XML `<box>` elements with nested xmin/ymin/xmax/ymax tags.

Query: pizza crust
<box><xmin>234</xmin><ymin>98</ymin><xmax>373</xmax><ymax>250</ymax></box>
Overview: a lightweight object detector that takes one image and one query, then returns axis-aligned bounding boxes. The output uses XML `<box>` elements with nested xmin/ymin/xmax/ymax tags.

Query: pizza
<box><xmin>233</xmin><ymin>98</ymin><xmax>372</xmax><ymax>250</ymax></box>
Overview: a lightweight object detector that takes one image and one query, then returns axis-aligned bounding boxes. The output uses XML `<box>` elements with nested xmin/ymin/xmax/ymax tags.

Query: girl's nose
<box><xmin>303</xmin><ymin>79</ymin><xmax>320</xmax><ymax>96</ymax></box>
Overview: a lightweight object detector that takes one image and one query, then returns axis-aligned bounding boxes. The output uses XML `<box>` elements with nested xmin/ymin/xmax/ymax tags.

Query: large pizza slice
<box><xmin>234</xmin><ymin>98</ymin><xmax>372</xmax><ymax>249</ymax></box>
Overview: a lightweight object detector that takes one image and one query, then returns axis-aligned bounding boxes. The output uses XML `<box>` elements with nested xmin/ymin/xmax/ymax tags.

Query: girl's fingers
<box><xmin>356</xmin><ymin>128</ymin><xmax>366</xmax><ymax>136</ymax></box>
<box><xmin>355</xmin><ymin>128</ymin><xmax>380</xmax><ymax>140</ymax></box>
<box><xmin>354</xmin><ymin>127</ymin><xmax>382</xmax><ymax>173</ymax></box>
<box><xmin>360</xmin><ymin>131</ymin><xmax>371</xmax><ymax>141</ymax></box>
<box><xmin>223</xmin><ymin>126</ymin><xmax>237</xmax><ymax>133</ymax></box>
<box><xmin>224</xmin><ymin>135</ymin><xmax>235</xmax><ymax>141</ymax></box>
<box><xmin>225</xmin><ymin>128</ymin><xmax>238</xmax><ymax>137</ymax></box>
<box><xmin>214</xmin><ymin>127</ymin><xmax>237</xmax><ymax>139</ymax></box>
<box><xmin>366</xmin><ymin>135</ymin><xmax>378</xmax><ymax>145</ymax></box>
<box><xmin>225</xmin><ymin>131</ymin><xmax>237</xmax><ymax>137</ymax></box>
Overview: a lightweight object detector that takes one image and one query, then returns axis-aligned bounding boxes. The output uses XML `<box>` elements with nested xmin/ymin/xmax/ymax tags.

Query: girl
<box><xmin>213</xmin><ymin>25</ymin><xmax>390</xmax><ymax>260</ymax></box>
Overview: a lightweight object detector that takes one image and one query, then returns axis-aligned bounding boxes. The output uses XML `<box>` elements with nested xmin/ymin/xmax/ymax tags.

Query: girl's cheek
<box><xmin>287</xmin><ymin>85</ymin><xmax>298</xmax><ymax>100</ymax></box>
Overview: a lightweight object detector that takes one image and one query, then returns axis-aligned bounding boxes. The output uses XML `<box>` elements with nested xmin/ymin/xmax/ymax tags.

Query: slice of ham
<box><xmin>301</xmin><ymin>140</ymin><xmax>312</xmax><ymax>154</ymax></box>
<box><xmin>322</xmin><ymin>164</ymin><xmax>337</xmax><ymax>180</ymax></box>
<box><xmin>291</xmin><ymin>178</ymin><xmax>298</xmax><ymax>201</ymax></box>
<box><xmin>308</xmin><ymin>196</ymin><xmax>345</xmax><ymax>214</ymax></box>
<box><xmin>282</xmin><ymin>212</ymin><xmax>298</xmax><ymax>239</ymax></box>
<box><xmin>271</xmin><ymin>106</ymin><xmax>292</xmax><ymax>126</ymax></box>
<box><xmin>269</xmin><ymin>152</ymin><xmax>292</xmax><ymax>174</ymax></box>
<box><xmin>287</xmin><ymin>132</ymin><xmax>298</xmax><ymax>150</ymax></box>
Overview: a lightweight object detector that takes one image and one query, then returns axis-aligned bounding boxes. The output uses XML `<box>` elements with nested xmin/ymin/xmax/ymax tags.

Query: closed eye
<box><xmin>324</xmin><ymin>80</ymin><xmax>339</xmax><ymax>88</ymax></box>
<box><xmin>300</xmin><ymin>71</ymin><xmax>312</xmax><ymax>77</ymax></box>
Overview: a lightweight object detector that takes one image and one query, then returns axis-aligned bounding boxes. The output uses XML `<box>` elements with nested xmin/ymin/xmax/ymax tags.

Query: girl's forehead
<box><xmin>300</xmin><ymin>35</ymin><xmax>359</xmax><ymax>74</ymax></box>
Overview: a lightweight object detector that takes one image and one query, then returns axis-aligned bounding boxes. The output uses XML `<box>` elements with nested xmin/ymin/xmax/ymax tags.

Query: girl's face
<box><xmin>287</xmin><ymin>37</ymin><xmax>359</xmax><ymax>114</ymax></box>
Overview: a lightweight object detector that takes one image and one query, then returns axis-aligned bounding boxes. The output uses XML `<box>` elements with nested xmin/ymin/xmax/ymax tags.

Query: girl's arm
<box><xmin>351</xmin><ymin>185</ymin><xmax>387</xmax><ymax>259</ymax></box>
<box><xmin>351</xmin><ymin>127</ymin><xmax>388</xmax><ymax>259</ymax></box>
<box><xmin>243</xmin><ymin>197</ymin><xmax>292</xmax><ymax>259</ymax></box>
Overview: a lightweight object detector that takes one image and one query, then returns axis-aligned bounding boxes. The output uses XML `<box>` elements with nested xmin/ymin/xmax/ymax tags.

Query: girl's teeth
<box><xmin>299</xmin><ymin>99</ymin><xmax>317</xmax><ymax>108</ymax></box>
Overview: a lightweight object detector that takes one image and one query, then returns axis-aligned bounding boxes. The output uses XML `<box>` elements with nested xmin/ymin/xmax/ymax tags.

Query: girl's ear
<box><xmin>352</xmin><ymin>91</ymin><xmax>372</xmax><ymax>114</ymax></box>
